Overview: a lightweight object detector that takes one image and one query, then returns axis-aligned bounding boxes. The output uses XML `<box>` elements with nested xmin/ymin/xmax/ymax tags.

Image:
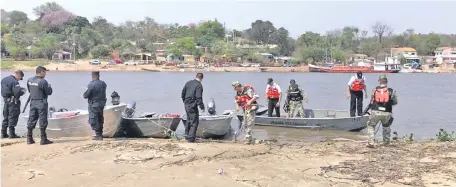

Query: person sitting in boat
<box><xmin>265</xmin><ymin>78</ymin><xmax>282</xmax><ymax>117</ymax></box>
<box><xmin>366</xmin><ymin>74</ymin><xmax>398</xmax><ymax>148</ymax></box>
<box><xmin>346</xmin><ymin>71</ymin><xmax>367</xmax><ymax>117</ymax></box>
<box><xmin>233</xmin><ymin>81</ymin><xmax>258</xmax><ymax>145</ymax></box>
<box><xmin>285</xmin><ymin>79</ymin><xmax>308</xmax><ymax>118</ymax></box>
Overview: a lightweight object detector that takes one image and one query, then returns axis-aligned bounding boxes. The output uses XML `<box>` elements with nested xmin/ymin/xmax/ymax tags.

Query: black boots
<box><xmin>1</xmin><ymin>128</ymin><xmax>8</xmax><ymax>138</ymax></box>
<box><xmin>40</xmin><ymin>128</ymin><xmax>53</xmax><ymax>145</ymax></box>
<box><xmin>8</xmin><ymin>127</ymin><xmax>20</xmax><ymax>138</ymax></box>
<box><xmin>92</xmin><ymin>130</ymin><xmax>103</xmax><ymax>141</ymax></box>
<box><xmin>27</xmin><ymin>128</ymin><xmax>35</xmax><ymax>144</ymax></box>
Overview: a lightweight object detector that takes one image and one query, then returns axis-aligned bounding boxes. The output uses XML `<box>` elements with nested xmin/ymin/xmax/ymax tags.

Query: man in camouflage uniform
<box><xmin>286</xmin><ymin>79</ymin><xmax>308</xmax><ymax>118</ymax></box>
<box><xmin>366</xmin><ymin>74</ymin><xmax>398</xmax><ymax>147</ymax></box>
<box><xmin>232</xmin><ymin>81</ymin><xmax>259</xmax><ymax>144</ymax></box>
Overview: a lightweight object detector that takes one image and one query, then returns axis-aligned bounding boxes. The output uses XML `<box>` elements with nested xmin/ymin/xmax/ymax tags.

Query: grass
<box><xmin>0</xmin><ymin>60</ymin><xmax>49</xmax><ymax>70</ymax></box>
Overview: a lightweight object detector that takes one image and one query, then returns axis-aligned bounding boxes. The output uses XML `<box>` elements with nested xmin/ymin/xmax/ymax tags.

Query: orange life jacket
<box><xmin>235</xmin><ymin>85</ymin><xmax>256</xmax><ymax>109</ymax></box>
<box><xmin>266</xmin><ymin>86</ymin><xmax>280</xmax><ymax>98</ymax></box>
<box><xmin>351</xmin><ymin>78</ymin><xmax>365</xmax><ymax>91</ymax></box>
<box><xmin>370</xmin><ymin>87</ymin><xmax>393</xmax><ymax>112</ymax></box>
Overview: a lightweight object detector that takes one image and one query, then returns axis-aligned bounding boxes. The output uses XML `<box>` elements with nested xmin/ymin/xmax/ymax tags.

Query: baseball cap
<box><xmin>14</xmin><ymin>70</ymin><xmax>24</xmax><ymax>80</ymax></box>
<box><xmin>356</xmin><ymin>71</ymin><xmax>362</xmax><ymax>78</ymax></box>
<box><xmin>36</xmin><ymin>66</ymin><xmax>49</xmax><ymax>73</ymax></box>
<box><xmin>267</xmin><ymin>78</ymin><xmax>273</xmax><ymax>84</ymax></box>
<box><xmin>92</xmin><ymin>71</ymin><xmax>100</xmax><ymax>76</ymax></box>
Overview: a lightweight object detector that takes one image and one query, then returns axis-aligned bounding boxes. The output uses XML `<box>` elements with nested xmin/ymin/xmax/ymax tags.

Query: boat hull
<box><xmin>121</xmin><ymin>117</ymin><xmax>181</xmax><ymax>138</ymax></box>
<box><xmin>238</xmin><ymin>109</ymin><xmax>368</xmax><ymax>132</ymax></box>
<box><xmin>309</xmin><ymin>65</ymin><xmax>399</xmax><ymax>73</ymax></box>
<box><xmin>22</xmin><ymin>104</ymin><xmax>127</xmax><ymax>138</ymax></box>
<box><xmin>181</xmin><ymin>115</ymin><xmax>233</xmax><ymax>139</ymax></box>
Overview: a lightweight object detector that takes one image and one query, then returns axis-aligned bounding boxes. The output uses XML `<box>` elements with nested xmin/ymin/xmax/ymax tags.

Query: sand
<box><xmin>1</xmin><ymin>137</ymin><xmax>455</xmax><ymax>187</ymax></box>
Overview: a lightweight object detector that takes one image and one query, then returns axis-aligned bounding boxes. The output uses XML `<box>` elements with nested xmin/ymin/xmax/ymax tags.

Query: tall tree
<box><xmin>247</xmin><ymin>20</ymin><xmax>276</xmax><ymax>44</ymax></box>
<box><xmin>372</xmin><ymin>21</ymin><xmax>393</xmax><ymax>46</ymax></box>
<box><xmin>33</xmin><ymin>2</ymin><xmax>65</xmax><ymax>18</ymax></box>
<box><xmin>6</xmin><ymin>10</ymin><xmax>29</xmax><ymax>26</ymax></box>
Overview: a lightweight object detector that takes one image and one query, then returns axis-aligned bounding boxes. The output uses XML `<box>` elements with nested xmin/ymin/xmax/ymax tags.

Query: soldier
<box><xmin>83</xmin><ymin>71</ymin><xmax>107</xmax><ymax>141</ymax></box>
<box><xmin>181</xmin><ymin>73</ymin><xmax>205</xmax><ymax>143</ymax></box>
<box><xmin>233</xmin><ymin>81</ymin><xmax>259</xmax><ymax>144</ymax></box>
<box><xmin>366</xmin><ymin>74</ymin><xmax>398</xmax><ymax>148</ymax></box>
<box><xmin>286</xmin><ymin>79</ymin><xmax>308</xmax><ymax>118</ymax></box>
<box><xmin>26</xmin><ymin>66</ymin><xmax>53</xmax><ymax>145</ymax></box>
<box><xmin>1</xmin><ymin>70</ymin><xmax>26</xmax><ymax>138</ymax></box>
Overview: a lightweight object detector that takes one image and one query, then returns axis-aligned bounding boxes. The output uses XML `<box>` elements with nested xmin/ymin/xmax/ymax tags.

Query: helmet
<box><xmin>232</xmin><ymin>81</ymin><xmax>241</xmax><ymax>88</ymax></box>
<box><xmin>378</xmin><ymin>74</ymin><xmax>388</xmax><ymax>80</ymax></box>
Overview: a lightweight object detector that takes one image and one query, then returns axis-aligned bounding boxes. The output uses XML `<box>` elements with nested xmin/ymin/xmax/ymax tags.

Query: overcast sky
<box><xmin>2</xmin><ymin>0</ymin><xmax>456</xmax><ymax>38</ymax></box>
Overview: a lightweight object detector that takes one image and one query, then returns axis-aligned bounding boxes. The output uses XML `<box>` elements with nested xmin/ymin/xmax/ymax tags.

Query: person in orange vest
<box><xmin>233</xmin><ymin>81</ymin><xmax>259</xmax><ymax>144</ymax></box>
<box><xmin>265</xmin><ymin>78</ymin><xmax>282</xmax><ymax>117</ymax></box>
<box><xmin>346</xmin><ymin>71</ymin><xmax>367</xmax><ymax>117</ymax></box>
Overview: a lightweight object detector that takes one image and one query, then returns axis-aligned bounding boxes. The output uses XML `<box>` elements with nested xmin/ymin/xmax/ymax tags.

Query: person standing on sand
<box><xmin>366</xmin><ymin>74</ymin><xmax>398</xmax><ymax>148</ymax></box>
<box><xmin>181</xmin><ymin>73</ymin><xmax>205</xmax><ymax>143</ymax></box>
<box><xmin>346</xmin><ymin>71</ymin><xmax>367</xmax><ymax>117</ymax></box>
<box><xmin>83</xmin><ymin>71</ymin><xmax>107</xmax><ymax>141</ymax></box>
<box><xmin>1</xmin><ymin>70</ymin><xmax>26</xmax><ymax>138</ymax></box>
<box><xmin>26</xmin><ymin>66</ymin><xmax>53</xmax><ymax>145</ymax></box>
<box><xmin>285</xmin><ymin>79</ymin><xmax>307</xmax><ymax>118</ymax></box>
<box><xmin>233</xmin><ymin>81</ymin><xmax>259</xmax><ymax>144</ymax></box>
<box><xmin>265</xmin><ymin>78</ymin><xmax>282</xmax><ymax>117</ymax></box>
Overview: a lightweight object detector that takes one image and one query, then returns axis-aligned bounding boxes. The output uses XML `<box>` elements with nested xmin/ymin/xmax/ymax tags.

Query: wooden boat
<box><xmin>238</xmin><ymin>109</ymin><xmax>368</xmax><ymax>132</ymax></box>
<box><xmin>22</xmin><ymin>104</ymin><xmax>127</xmax><ymax>138</ymax></box>
<box><xmin>308</xmin><ymin>64</ymin><xmax>400</xmax><ymax>73</ymax></box>
<box><xmin>121</xmin><ymin>113</ymin><xmax>181</xmax><ymax>138</ymax></box>
<box><xmin>181</xmin><ymin>115</ymin><xmax>233</xmax><ymax>139</ymax></box>
<box><xmin>141</xmin><ymin>68</ymin><xmax>160</xmax><ymax>72</ymax></box>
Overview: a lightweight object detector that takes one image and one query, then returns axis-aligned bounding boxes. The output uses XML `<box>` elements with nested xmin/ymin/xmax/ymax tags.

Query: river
<box><xmin>1</xmin><ymin>71</ymin><xmax>455</xmax><ymax>142</ymax></box>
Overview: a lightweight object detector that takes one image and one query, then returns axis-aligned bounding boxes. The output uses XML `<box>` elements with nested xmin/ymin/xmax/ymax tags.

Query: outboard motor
<box><xmin>111</xmin><ymin>91</ymin><xmax>120</xmax><ymax>105</ymax></box>
<box><xmin>123</xmin><ymin>101</ymin><xmax>136</xmax><ymax>118</ymax></box>
<box><xmin>49</xmin><ymin>106</ymin><xmax>56</xmax><ymax>117</ymax></box>
<box><xmin>207</xmin><ymin>98</ymin><xmax>216</xmax><ymax>115</ymax></box>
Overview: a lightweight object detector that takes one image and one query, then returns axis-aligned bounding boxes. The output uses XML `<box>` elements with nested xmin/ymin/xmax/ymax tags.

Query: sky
<box><xmin>2</xmin><ymin>0</ymin><xmax>456</xmax><ymax>38</ymax></box>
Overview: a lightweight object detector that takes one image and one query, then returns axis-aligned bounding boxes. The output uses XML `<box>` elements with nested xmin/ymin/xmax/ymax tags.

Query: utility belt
<box><xmin>3</xmin><ymin>97</ymin><xmax>19</xmax><ymax>103</ymax></box>
<box><xmin>88</xmin><ymin>99</ymin><xmax>107</xmax><ymax>104</ymax></box>
<box><xmin>31</xmin><ymin>98</ymin><xmax>47</xmax><ymax>102</ymax></box>
<box><xmin>289</xmin><ymin>97</ymin><xmax>302</xmax><ymax>101</ymax></box>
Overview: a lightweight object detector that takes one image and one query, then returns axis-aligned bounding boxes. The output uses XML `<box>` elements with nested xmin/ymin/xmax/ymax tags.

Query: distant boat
<box><xmin>259</xmin><ymin>68</ymin><xmax>267</xmax><ymax>72</ymax></box>
<box><xmin>308</xmin><ymin>64</ymin><xmax>400</xmax><ymax>73</ymax></box>
<box><xmin>141</xmin><ymin>68</ymin><xmax>160</xmax><ymax>72</ymax></box>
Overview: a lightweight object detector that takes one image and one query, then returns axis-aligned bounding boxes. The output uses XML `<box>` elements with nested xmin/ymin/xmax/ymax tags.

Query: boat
<box><xmin>181</xmin><ymin>115</ymin><xmax>233</xmax><ymax>139</ymax></box>
<box><xmin>259</xmin><ymin>68</ymin><xmax>268</xmax><ymax>72</ymax></box>
<box><xmin>400</xmin><ymin>62</ymin><xmax>423</xmax><ymax>73</ymax></box>
<box><xmin>22</xmin><ymin>104</ymin><xmax>127</xmax><ymax>138</ymax></box>
<box><xmin>141</xmin><ymin>68</ymin><xmax>160</xmax><ymax>72</ymax></box>
<box><xmin>308</xmin><ymin>64</ymin><xmax>400</xmax><ymax>73</ymax></box>
<box><xmin>121</xmin><ymin>113</ymin><xmax>181</xmax><ymax>138</ymax></box>
<box><xmin>238</xmin><ymin>109</ymin><xmax>368</xmax><ymax>132</ymax></box>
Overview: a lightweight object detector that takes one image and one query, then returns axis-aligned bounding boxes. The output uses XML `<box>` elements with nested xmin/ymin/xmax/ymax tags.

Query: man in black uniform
<box><xmin>181</xmin><ymin>73</ymin><xmax>205</xmax><ymax>143</ymax></box>
<box><xmin>27</xmin><ymin>66</ymin><xmax>53</xmax><ymax>145</ymax></box>
<box><xmin>83</xmin><ymin>71</ymin><xmax>107</xmax><ymax>141</ymax></box>
<box><xmin>1</xmin><ymin>70</ymin><xmax>26</xmax><ymax>138</ymax></box>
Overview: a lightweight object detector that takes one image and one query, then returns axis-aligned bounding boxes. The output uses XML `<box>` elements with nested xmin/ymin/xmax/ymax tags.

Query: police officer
<box><xmin>83</xmin><ymin>71</ymin><xmax>107</xmax><ymax>141</ymax></box>
<box><xmin>181</xmin><ymin>73</ymin><xmax>205</xmax><ymax>143</ymax></box>
<box><xmin>286</xmin><ymin>79</ymin><xmax>308</xmax><ymax>118</ymax></box>
<box><xmin>1</xmin><ymin>70</ymin><xmax>26</xmax><ymax>138</ymax></box>
<box><xmin>26</xmin><ymin>66</ymin><xmax>53</xmax><ymax>145</ymax></box>
<box><xmin>366</xmin><ymin>74</ymin><xmax>398</xmax><ymax>148</ymax></box>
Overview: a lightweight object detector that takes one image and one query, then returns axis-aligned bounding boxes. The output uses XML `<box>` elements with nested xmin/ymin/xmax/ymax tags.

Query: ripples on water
<box><xmin>1</xmin><ymin>71</ymin><xmax>455</xmax><ymax>141</ymax></box>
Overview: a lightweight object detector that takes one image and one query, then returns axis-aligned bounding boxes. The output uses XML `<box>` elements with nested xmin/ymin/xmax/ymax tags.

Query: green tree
<box><xmin>36</xmin><ymin>34</ymin><xmax>60</xmax><ymax>59</ymax></box>
<box><xmin>331</xmin><ymin>49</ymin><xmax>345</xmax><ymax>62</ymax></box>
<box><xmin>270</xmin><ymin>27</ymin><xmax>294</xmax><ymax>55</ymax></box>
<box><xmin>246</xmin><ymin>20</ymin><xmax>276</xmax><ymax>44</ymax></box>
<box><xmin>197</xmin><ymin>20</ymin><xmax>225</xmax><ymax>39</ymax></box>
<box><xmin>90</xmin><ymin>44</ymin><xmax>110</xmax><ymax>58</ymax></box>
<box><xmin>7</xmin><ymin>10</ymin><xmax>29</xmax><ymax>26</ymax></box>
<box><xmin>296</xmin><ymin>32</ymin><xmax>323</xmax><ymax>48</ymax></box>
<box><xmin>424</xmin><ymin>34</ymin><xmax>441</xmax><ymax>55</ymax></box>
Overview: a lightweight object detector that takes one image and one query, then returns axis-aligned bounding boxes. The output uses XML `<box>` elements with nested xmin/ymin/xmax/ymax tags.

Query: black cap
<box><xmin>267</xmin><ymin>78</ymin><xmax>273</xmax><ymax>84</ymax></box>
<box><xmin>92</xmin><ymin>71</ymin><xmax>100</xmax><ymax>76</ymax></box>
<box><xmin>290</xmin><ymin>79</ymin><xmax>295</xmax><ymax>84</ymax></box>
<box><xmin>36</xmin><ymin>66</ymin><xmax>48</xmax><ymax>73</ymax></box>
<box><xmin>14</xmin><ymin>70</ymin><xmax>24</xmax><ymax>80</ymax></box>
<box><xmin>356</xmin><ymin>71</ymin><xmax>362</xmax><ymax>78</ymax></box>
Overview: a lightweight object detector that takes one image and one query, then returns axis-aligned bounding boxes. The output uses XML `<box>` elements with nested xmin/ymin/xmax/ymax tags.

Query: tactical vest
<box><xmin>28</xmin><ymin>76</ymin><xmax>47</xmax><ymax>100</ymax></box>
<box><xmin>370</xmin><ymin>86</ymin><xmax>393</xmax><ymax>113</ymax></box>
<box><xmin>1</xmin><ymin>76</ymin><xmax>15</xmax><ymax>98</ymax></box>
<box><xmin>288</xmin><ymin>85</ymin><xmax>303</xmax><ymax>101</ymax></box>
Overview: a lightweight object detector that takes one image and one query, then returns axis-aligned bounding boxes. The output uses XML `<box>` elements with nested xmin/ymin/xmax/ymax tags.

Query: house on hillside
<box><xmin>52</xmin><ymin>50</ymin><xmax>72</xmax><ymax>61</ymax></box>
<box><xmin>387</xmin><ymin>47</ymin><xmax>420</xmax><ymax>64</ymax></box>
<box><xmin>435</xmin><ymin>47</ymin><xmax>456</xmax><ymax>64</ymax></box>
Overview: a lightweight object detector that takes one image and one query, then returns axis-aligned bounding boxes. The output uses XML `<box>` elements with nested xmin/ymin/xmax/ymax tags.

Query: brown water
<box><xmin>1</xmin><ymin>71</ymin><xmax>455</xmax><ymax>141</ymax></box>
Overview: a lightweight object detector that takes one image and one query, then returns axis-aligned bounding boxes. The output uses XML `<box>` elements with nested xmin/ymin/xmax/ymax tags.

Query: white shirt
<box><xmin>265</xmin><ymin>83</ymin><xmax>282</xmax><ymax>93</ymax></box>
<box><xmin>347</xmin><ymin>75</ymin><xmax>366</xmax><ymax>86</ymax></box>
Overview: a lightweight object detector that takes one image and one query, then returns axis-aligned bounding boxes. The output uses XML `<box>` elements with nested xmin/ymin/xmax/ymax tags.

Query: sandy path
<box><xmin>1</xmin><ymin>138</ymin><xmax>455</xmax><ymax>187</ymax></box>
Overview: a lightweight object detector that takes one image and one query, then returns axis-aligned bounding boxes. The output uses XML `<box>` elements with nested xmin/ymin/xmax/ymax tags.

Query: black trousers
<box><xmin>27</xmin><ymin>100</ymin><xmax>48</xmax><ymax>129</ymax></box>
<box><xmin>267</xmin><ymin>98</ymin><xmax>280</xmax><ymax>117</ymax></box>
<box><xmin>2</xmin><ymin>99</ymin><xmax>21</xmax><ymax>129</ymax></box>
<box><xmin>184</xmin><ymin>103</ymin><xmax>199</xmax><ymax>141</ymax></box>
<box><xmin>89</xmin><ymin>102</ymin><xmax>105</xmax><ymax>134</ymax></box>
<box><xmin>350</xmin><ymin>90</ymin><xmax>363</xmax><ymax>117</ymax></box>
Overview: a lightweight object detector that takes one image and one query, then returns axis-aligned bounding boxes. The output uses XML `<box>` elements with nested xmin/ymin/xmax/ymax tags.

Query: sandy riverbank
<box><xmin>1</xmin><ymin>137</ymin><xmax>455</xmax><ymax>187</ymax></box>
